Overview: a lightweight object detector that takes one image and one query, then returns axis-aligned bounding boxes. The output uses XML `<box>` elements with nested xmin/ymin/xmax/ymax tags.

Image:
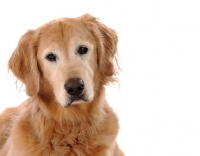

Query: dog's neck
<box><xmin>30</xmin><ymin>87</ymin><xmax>107</xmax><ymax>125</ymax></box>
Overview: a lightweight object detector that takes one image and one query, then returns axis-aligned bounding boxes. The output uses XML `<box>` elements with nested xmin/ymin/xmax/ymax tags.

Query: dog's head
<box><xmin>8</xmin><ymin>14</ymin><xmax>118</xmax><ymax>107</ymax></box>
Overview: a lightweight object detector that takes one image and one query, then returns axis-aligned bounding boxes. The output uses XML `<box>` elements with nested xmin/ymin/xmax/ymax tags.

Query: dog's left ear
<box><xmin>82</xmin><ymin>14</ymin><xmax>118</xmax><ymax>81</ymax></box>
<box><xmin>8</xmin><ymin>30</ymin><xmax>39</xmax><ymax>96</ymax></box>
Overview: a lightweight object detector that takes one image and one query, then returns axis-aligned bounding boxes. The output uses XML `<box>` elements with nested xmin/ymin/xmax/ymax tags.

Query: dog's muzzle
<box><xmin>64</xmin><ymin>78</ymin><xmax>87</xmax><ymax>107</ymax></box>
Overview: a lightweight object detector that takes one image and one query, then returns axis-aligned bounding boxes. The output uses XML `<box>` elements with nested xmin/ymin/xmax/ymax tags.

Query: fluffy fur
<box><xmin>0</xmin><ymin>14</ymin><xmax>124</xmax><ymax>156</ymax></box>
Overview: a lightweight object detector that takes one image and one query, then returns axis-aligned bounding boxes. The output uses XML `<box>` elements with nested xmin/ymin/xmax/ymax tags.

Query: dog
<box><xmin>0</xmin><ymin>14</ymin><xmax>124</xmax><ymax>156</ymax></box>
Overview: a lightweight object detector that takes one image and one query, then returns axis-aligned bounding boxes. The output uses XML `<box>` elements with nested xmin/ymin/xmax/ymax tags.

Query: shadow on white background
<box><xmin>0</xmin><ymin>0</ymin><xmax>200</xmax><ymax>155</ymax></box>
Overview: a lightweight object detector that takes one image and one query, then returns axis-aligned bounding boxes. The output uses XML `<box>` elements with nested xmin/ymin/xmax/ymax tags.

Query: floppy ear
<box><xmin>82</xmin><ymin>14</ymin><xmax>118</xmax><ymax>81</ymax></box>
<box><xmin>8</xmin><ymin>30</ymin><xmax>39</xmax><ymax>96</ymax></box>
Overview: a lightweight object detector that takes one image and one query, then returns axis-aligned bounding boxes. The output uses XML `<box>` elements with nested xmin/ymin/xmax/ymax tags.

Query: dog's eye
<box><xmin>78</xmin><ymin>46</ymin><xmax>88</xmax><ymax>54</ymax></box>
<box><xmin>46</xmin><ymin>53</ymin><xmax>57</xmax><ymax>61</ymax></box>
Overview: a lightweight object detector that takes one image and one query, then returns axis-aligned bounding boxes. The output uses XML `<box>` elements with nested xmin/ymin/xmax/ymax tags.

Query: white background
<box><xmin>0</xmin><ymin>0</ymin><xmax>200</xmax><ymax>155</ymax></box>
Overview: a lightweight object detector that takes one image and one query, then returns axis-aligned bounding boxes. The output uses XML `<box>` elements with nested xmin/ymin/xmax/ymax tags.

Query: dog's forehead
<box><xmin>37</xmin><ymin>18</ymin><xmax>95</xmax><ymax>50</ymax></box>
<box><xmin>36</xmin><ymin>18</ymin><xmax>96</xmax><ymax>60</ymax></box>
<box><xmin>39</xmin><ymin>18</ymin><xmax>91</xmax><ymax>39</ymax></box>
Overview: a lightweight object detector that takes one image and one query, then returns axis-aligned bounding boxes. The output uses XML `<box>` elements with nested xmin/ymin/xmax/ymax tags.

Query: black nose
<box><xmin>64</xmin><ymin>78</ymin><xmax>84</xmax><ymax>96</ymax></box>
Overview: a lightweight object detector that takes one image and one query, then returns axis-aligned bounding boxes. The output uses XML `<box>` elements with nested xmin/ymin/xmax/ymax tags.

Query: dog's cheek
<box><xmin>85</xmin><ymin>75</ymin><xmax>95</xmax><ymax>101</ymax></box>
<box><xmin>53</xmin><ymin>71</ymin><xmax>70</xmax><ymax>106</ymax></box>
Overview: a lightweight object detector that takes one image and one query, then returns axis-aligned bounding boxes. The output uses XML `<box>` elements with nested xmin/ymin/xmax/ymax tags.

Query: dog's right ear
<box><xmin>8</xmin><ymin>30</ymin><xmax>39</xmax><ymax>96</ymax></box>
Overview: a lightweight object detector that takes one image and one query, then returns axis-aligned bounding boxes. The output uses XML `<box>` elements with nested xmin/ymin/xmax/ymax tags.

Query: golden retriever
<box><xmin>0</xmin><ymin>14</ymin><xmax>124</xmax><ymax>156</ymax></box>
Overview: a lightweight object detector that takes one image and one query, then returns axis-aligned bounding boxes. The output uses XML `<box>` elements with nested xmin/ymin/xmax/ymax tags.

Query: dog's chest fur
<box><xmin>12</xmin><ymin>101</ymin><xmax>117</xmax><ymax>156</ymax></box>
<box><xmin>36</xmin><ymin>124</ymin><xmax>100</xmax><ymax>155</ymax></box>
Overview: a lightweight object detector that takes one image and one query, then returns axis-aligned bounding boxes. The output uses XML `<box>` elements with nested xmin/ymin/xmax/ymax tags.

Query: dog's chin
<box><xmin>64</xmin><ymin>96</ymin><xmax>89</xmax><ymax>108</ymax></box>
<box><xmin>57</xmin><ymin>91</ymin><xmax>94</xmax><ymax>108</ymax></box>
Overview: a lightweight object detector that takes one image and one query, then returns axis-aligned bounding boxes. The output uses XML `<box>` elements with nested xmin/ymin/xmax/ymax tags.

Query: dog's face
<box><xmin>8</xmin><ymin>14</ymin><xmax>118</xmax><ymax>108</ymax></box>
<box><xmin>37</xmin><ymin>20</ymin><xmax>96</xmax><ymax>107</ymax></box>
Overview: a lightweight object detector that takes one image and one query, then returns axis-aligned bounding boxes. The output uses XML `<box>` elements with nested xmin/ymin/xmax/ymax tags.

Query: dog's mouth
<box><xmin>65</xmin><ymin>94</ymin><xmax>88</xmax><ymax>107</ymax></box>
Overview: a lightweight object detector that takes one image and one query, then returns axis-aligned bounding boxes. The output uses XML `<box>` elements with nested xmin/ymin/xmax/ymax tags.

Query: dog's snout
<box><xmin>64</xmin><ymin>78</ymin><xmax>84</xmax><ymax>96</ymax></box>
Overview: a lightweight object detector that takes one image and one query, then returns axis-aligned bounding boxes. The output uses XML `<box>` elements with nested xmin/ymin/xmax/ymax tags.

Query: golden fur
<box><xmin>0</xmin><ymin>14</ymin><xmax>124</xmax><ymax>156</ymax></box>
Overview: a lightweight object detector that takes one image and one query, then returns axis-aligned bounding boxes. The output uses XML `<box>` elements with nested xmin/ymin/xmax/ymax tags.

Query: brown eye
<box><xmin>78</xmin><ymin>46</ymin><xmax>88</xmax><ymax>54</ymax></box>
<box><xmin>46</xmin><ymin>53</ymin><xmax>57</xmax><ymax>62</ymax></box>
